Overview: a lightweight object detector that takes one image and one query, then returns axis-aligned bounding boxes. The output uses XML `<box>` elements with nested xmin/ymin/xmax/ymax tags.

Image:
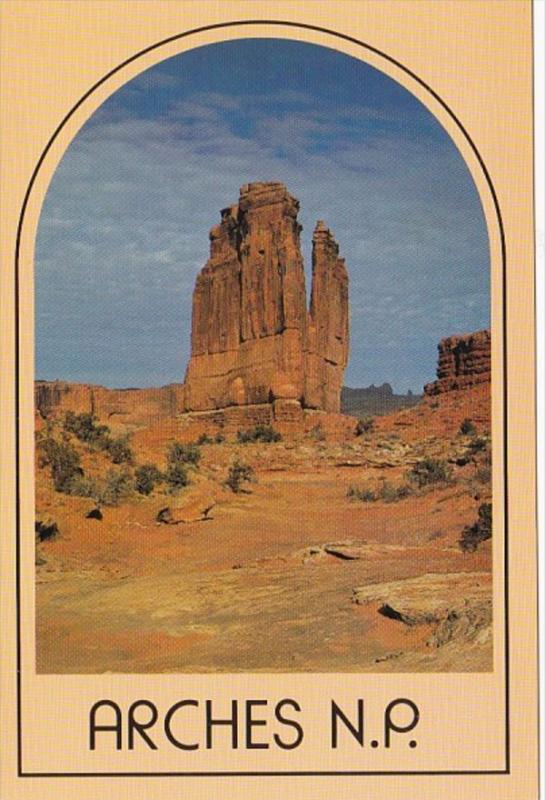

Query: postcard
<box><xmin>0</xmin><ymin>1</ymin><xmax>538</xmax><ymax>798</ymax></box>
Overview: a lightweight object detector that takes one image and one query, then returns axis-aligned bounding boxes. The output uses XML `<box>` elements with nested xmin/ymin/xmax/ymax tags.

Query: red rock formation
<box><xmin>183</xmin><ymin>182</ymin><xmax>349</xmax><ymax>414</ymax></box>
<box><xmin>424</xmin><ymin>329</ymin><xmax>491</xmax><ymax>395</ymax></box>
<box><xmin>305</xmin><ymin>221</ymin><xmax>349</xmax><ymax>410</ymax></box>
<box><xmin>34</xmin><ymin>380</ymin><xmax>184</xmax><ymax>427</ymax></box>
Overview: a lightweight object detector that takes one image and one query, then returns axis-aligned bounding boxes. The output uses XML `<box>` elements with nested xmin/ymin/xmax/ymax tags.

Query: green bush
<box><xmin>66</xmin><ymin>469</ymin><xmax>132</xmax><ymax>506</ymax></box>
<box><xmin>196</xmin><ymin>432</ymin><xmax>225</xmax><ymax>445</ymax></box>
<box><xmin>406</xmin><ymin>458</ymin><xmax>452</xmax><ymax>488</ymax></box>
<box><xmin>63</xmin><ymin>411</ymin><xmax>110</xmax><ymax>446</ymax></box>
<box><xmin>96</xmin><ymin>469</ymin><xmax>133</xmax><ymax>506</ymax></box>
<box><xmin>165</xmin><ymin>461</ymin><xmax>189</xmax><ymax>491</ymax></box>
<box><xmin>225</xmin><ymin>460</ymin><xmax>255</xmax><ymax>493</ymax></box>
<box><xmin>66</xmin><ymin>474</ymin><xmax>99</xmax><ymax>498</ymax></box>
<box><xmin>237</xmin><ymin>425</ymin><xmax>281</xmax><ymax>444</ymax></box>
<box><xmin>134</xmin><ymin>464</ymin><xmax>163</xmax><ymax>495</ymax></box>
<box><xmin>63</xmin><ymin>411</ymin><xmax>134</xmax><ymax>464</ymax></box>
<box><xmin>459</xmin><ymin>502</ymin><xmax>492</xmax><ymax>552</ymax></box>
<box><xmin>39</xmin><ymin>437</ymin><xmax>82</xmax><ymax>493</ymax></box>
<box><xmin>348</xmin><ymin>482</ymin><xmax>412</xmax><ymax>503</ymax></box>
<box><xmin>379</xmin><ymin>481</ymin><xmax>412</xmax><ymax>502</ymax></box>
<box><xmin>355</xmin><ymin>416</ymin><xmax>375</xmax><ymax>436</ymax></box>
<box><xmin>105</xmin><ymin>435</ymin><xmax>133</xmax><ymax>464</ymax></box>
<box><xmin>167</xmin><ymin>441</ymin><xmax>201</xmax><ymax>466</ymax></box>
<box><xmin>466</xmin><ymin>435</ymin><xmax>488</xmax><ymax>455</ymax></box>
<box><xmin>459</xmin><ymin>418</ymin><xmax>477</xmax><ymax>436</ymax></box>
<box><xmin>347</xmin><ymin>485</ymin><xmax>376</xmax><ymax>502</ymax></box>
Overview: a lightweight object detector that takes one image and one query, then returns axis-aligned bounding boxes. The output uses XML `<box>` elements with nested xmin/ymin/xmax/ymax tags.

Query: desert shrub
<box><xmin>459</xmin><ymin>502</ymin><xmax>492</xmax><ymax>552</ymax></box>
<box><xmin>349</xmin><ymin>481</ymin><xmax>411</xmax><ymax>503</ymax></box>
<box><xmin>63</xmin><ymin>411</ymin><xmax>134</xmax><ymax>464</ymax></box>
<box><xmin>347</xmin><ymin>485</ymin><xmax>376</xmax><ymax>502</ymax></box>
<box><xmin>63</xmin><ymin>411</ymin><xmax>110</xmax><ymax>446</ymax></box>
<box><xmin>167</xmin><ymin>441</ymin><xmax>201</xmax><ymax>467</ymax></box>
<box><xmin>406</xmin><ymin>458</ymin><xmax>452</xmax><ymax>488</ymax></box>
<box><xmin>67</xmin><ymin>469</ymin><xmax>132</xmax><ymax>506</ymax></box>
<box><xmin>459</xmin><ymin>418</ymin><xmax>477</xmax><ymax>436</ymax></box>
<box><xmin>66</xmin><ymin>474</ymin><xmax>99</xmax><ymax>498</ymax></box>
<box><xmin>237</xmin><ymin>424</ymin><xmax>281</xmax><ymax>444</ymax></box>
<box><xmin>97</xmin><ymin>469</ymin><xmax>133</xmax><ymax>506</ymax></box>
<box><xmin>225</xmin><ymin>460</ymin><xmax>255</xmax><ymax>493</ymax></box>
<box><xmin>196</xmin><ymin>432</ymin><xmax>224</xmax><ymax>445</ymax></box>
<box><xmin>39</xmin><ymin>437</ymin><xmax>82</xmax><ymax>493</ymax></box>
<box><xmin>105</xmin><ymin>435</ymin><xmax>133</xmax><ymax>464</ymax></box>
<box><xmin>356</xmin><ymin>416</ymin><xmax>375</xmax><ymax>436</ymax></box>
<box><xmin>134</xmin><ymin>464</ymin><xmax>163</xmax><ymax>495</ymax></box>
<box><xmin>379</xmin><ymin>481</ymin><xmax>412</xmax><ymax>503</ymax></box>
<box><xmin>165</xmin><ymin>461</ymin><xmax>189</xmax><ymax>491</ymax></box>
<box><xmin>466</xmin><ymin>435</ymin><xmax>488</xmax><ymax>455</ymax></box>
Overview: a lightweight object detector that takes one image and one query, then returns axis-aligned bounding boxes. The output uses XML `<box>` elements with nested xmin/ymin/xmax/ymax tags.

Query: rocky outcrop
<box><xmin>183</xmin><ymin>182</ymin><xmax>349</xmax><ymax>414</ymax></box>
<box><xmin>34</xmin><ymin>380</ymin><xmax>184</xmax><ymax>427</ymax></box>
<box><xmin>424</xmin><ymin>329</ymin><xmax>490</xmax><ymax>395</ymax></box>
<box><xmin>352</xmin><ymin>572</ymin><xmax>492</xmax><ymax>647</ymax></box>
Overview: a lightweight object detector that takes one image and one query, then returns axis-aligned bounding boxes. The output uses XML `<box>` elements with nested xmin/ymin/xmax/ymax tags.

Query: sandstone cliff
<box><xmin>35</xmin><ymin>380</ymin><xmax>184</xmax><ymax>427</ymax></box>
<box><xmin>183</xmin><ymin>182</ymin><xmax>349</xmax><ymax>414</ymax></box>
<box><xmin>424</xmin><ymin>329</ymin><xmax>491</xmax><ymax>395</ymax></box>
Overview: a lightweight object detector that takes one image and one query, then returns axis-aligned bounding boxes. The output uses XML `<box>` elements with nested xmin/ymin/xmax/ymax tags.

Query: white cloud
<box><xmin>36</xmin><ymin>82</ymin><xmax>489</xmax><ymax>392</ymax></box>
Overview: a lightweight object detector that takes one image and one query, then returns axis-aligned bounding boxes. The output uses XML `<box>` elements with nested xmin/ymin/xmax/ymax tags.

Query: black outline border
<box><xmin>14</xmin><ymin>19</ymin><xmax>509</xmax><ymax>779</ymax></box>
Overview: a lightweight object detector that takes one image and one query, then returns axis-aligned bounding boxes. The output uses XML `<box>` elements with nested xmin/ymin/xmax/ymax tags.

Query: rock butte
<box><xmin>424</xmin><ymin>329</ymin><xmax>491</xmax><ymax>396</ymax></box>
<box><xmin>183</xmin><ymin>182</ymin><xmax>349</xmax><ymax>419</ymax></box>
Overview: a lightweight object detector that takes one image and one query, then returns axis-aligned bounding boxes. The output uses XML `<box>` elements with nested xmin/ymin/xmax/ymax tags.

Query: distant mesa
<box><xmin>341</xmin><ymin>384</ymin><xmax>422</xmax><ymax>417</ymax></box>
<box><xmin>424</xmin><ymin>329</ymin><xmax>491</xmax><ymax>396</ymax></box>
<box><xmin>183</xmin><ymin>181</ymin><xmax>349</xmax><ymax>416</ymax></box>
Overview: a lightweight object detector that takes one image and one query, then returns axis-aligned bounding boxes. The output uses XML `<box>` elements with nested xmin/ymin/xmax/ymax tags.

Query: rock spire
<box><xmin>183</xmin><ymin>182</ymin><xmax>349</xmax><ymax>413</ymax></box>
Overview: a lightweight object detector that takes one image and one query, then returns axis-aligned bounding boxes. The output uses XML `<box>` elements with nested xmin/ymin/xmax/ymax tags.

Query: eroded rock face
<box><xmin>305</xmin><ymin>221</ymin><xmax>350</xmax><ymax>410</ymax></box>
<box><xmin>34</xmin><ymin>380</ymin><xmax>184</xmax><ymax>426</ymax></box>
<box><xmin>352</xmin><ymin>572</ymin><xmax>492</xmax><ymax>648</ymax></box>
<box><xmin>424</xmin><ymin>329</ymin><xmax>490</xmax><ymax>395</ymax></box>
<box><xmin>183</xmin><ymin>182</ymin><xmax>349</xmax><ymax>413</ymax></box>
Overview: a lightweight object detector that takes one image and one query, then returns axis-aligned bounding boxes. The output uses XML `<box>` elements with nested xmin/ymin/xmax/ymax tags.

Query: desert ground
<box><xmin>35</xmin><ymin>386</ymin><xmax>492</xmax><ymax>674</ymax></box>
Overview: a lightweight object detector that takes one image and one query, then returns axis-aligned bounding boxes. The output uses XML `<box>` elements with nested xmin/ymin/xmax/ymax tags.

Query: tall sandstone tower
<box><xmin>183</xmin><ymin>182</ymin><xmax>349</xmax><ymax>415</ymax></box>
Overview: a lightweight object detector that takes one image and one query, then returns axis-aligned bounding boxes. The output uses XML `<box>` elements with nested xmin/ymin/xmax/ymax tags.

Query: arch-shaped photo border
<box><xmin>15</xmin><ymin>19</ymin><xmax>508</xmax><ymax>777</ymax></box>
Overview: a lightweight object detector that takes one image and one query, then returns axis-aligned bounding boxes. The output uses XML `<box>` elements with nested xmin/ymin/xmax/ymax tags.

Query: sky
<box><xmin>35</xmin><ymin>38</ymin><xmax>490</xmax><ymax>393</ymax></box>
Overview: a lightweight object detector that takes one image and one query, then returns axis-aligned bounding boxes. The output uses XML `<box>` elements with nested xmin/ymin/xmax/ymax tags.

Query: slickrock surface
<box><xmin>183</xmin><ymin>182</ymin><xmax>349</xmax><ymax>414</ymax></box>
<box><xmin>353</xmin><ymin>572</ymin><xmax>492</xmax><ymax>648</ymax></box>
<box><xmin>424</xmin><ymin>329</ymin><xmax>490</xmax><ymax>395</ymax></box>
<box><xmin>353</xmin><ymin>572</ymin><xmax>491</xmax><ymax>623</ymax></box>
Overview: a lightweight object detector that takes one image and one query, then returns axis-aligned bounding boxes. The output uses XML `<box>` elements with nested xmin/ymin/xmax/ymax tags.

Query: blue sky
<box><xmin>35</xmin><ymin>38</ymin><xmax>489</xmax><ymax>393</ymax></box>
